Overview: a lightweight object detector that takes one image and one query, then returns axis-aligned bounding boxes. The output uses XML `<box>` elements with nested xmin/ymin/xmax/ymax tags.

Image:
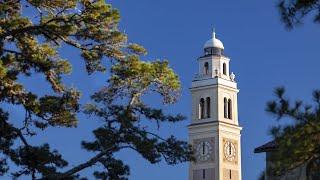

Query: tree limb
<box><xmin>46</xmin><ymin>145</ymin><xmax>131</xmax><ymax>179</ymax></box>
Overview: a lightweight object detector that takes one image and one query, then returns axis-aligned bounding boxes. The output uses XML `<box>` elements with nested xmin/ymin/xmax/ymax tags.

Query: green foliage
<box><xmin>10</xmin><ymin>144</ymin><xmax>68</xmax><ymax>178</ymax></box>
<box><xmin>0</xmin><ymin>0</ymin><xmax>193</xmax><ymax>179</ymax></box>
<box><xmin>278</xmin><ymin>0</ymin><xmax>320</xmax><ymax>29</ymax></box>
<box><xmin>266</xmin><ymin>88</ymin><xmax>320</xmax><ymax>177</ymax></box>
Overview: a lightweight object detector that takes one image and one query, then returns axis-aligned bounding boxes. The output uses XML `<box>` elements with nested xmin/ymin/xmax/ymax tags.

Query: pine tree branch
<box><xmin>277</xmin><ymin>155</ymin><xmax>317</xmax><ymax>177</ymax></box>
<box><xmin>1</xmin><ymin>119</ymin><xmax>37</xmax><ymax>179</ymax></box>
<box><xmin>46</xmin><ymin>145</ymin><xmax>132</xmax><ymax>179</ymax></box>
<box><xmin>3</xmin><ymin>49</ymin><xmax>22</xmax><ymax>54</ymax></box>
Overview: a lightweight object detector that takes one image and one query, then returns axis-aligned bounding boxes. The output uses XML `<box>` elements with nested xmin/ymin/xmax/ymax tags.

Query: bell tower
<box><xmin>188</xmin><ymin>30</ymin><xmax>242</xmax><ymax>180</ymax></box>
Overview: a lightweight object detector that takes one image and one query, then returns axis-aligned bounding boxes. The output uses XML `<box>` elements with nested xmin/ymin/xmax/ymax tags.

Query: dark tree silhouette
<box><xmin>278</xmin><ymin>0</ymin><xmax>320</xmax><ymax>29</ymax></box>
<box><xmin>0</xmin><ymin>0</ymin><xmax>193</xmax><ymax>179</ymax></box>
<box><xmin>265</xmin><ymin>87</ymin><xmax>320</xmax><ymax>177</ymax></box>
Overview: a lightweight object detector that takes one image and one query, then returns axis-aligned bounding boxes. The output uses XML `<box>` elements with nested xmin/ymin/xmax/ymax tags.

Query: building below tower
<box><xmin>255</xmin><ymin>141</ymin><xmax>320</xmax><ymax>180</ymax></box>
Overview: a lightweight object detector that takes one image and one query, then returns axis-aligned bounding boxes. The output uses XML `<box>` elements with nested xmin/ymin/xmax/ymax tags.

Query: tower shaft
<box><xmin>189</xmin><ymin>31</ymin><xmax>242</xmax><ymax>180</ymax></box>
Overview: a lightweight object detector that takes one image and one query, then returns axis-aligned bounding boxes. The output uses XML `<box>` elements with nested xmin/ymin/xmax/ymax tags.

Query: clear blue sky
<box><xmin>5</xmin><ymin>0</ymin><xmax>320</xmax><ymax>180</ymax></box>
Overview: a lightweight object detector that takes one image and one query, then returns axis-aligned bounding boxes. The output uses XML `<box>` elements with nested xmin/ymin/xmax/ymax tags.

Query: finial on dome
<box><xmin>212</xmin><ymin>27</ymin><xmax>216</xmax><ymax>39</ymax></box>
<box><xmin>203</xmin><ymin>27</ymin><xmax>224</xmax><ymax>50</ymax></box>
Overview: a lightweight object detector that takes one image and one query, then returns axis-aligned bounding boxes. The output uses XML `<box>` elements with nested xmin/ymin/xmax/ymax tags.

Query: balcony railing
<box><xmin>194</xmin><ymin>73</ymin><xmax>213</xmax><ymax>80</ymax></box>
<box><xmin>193</xmin><ymin>72</ymin><xmax>236</xmax><ymax>82</ymax></box>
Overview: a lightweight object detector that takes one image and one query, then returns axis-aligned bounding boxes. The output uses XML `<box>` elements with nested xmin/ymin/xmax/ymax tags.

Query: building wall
<box><xmin>188</xmin><ymin>122</ymin><xmax>242</xmax><ymax>180</ymax></box>
<box><xmin>265</xmin><ymin>152</ymin><xmax>307</xmax><ymax>180</ymax></box>
<box><xmin>191</xmin><ymin>86</ymin><xmax>218</xmax><ymax>123</ymax></box>
<box><xmin>193</xmin><ymin>168</ymin><xmax>215</xmax><ymax>180</ymax></box>
<box><xmin>219</xmin><ymin>125</ymin><xmax>242</xmax><ymax>180</ymax></box>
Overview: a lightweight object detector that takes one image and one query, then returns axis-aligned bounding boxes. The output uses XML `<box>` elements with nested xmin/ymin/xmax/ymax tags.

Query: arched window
<box><xmin>199</xmin><ymin>98</ymin><xmax>205</xmax><ymax>119</ymax></box>
<box><xmin>228</xmin><ymin>99</ymin><xmax>232</xmax><ymax>119</ymax></box>
<box><xmin>204</xmin><ymin>62</ymin><xmax>209</xmax><ymax>75</ymax></box>
<box><xmin>206</xmin><ymin>97</ymin><xmax>211</xmax><ymax>118</ymax></box>
<box><xmin>224</xmin><ymin>98</ymin><xmax>228</xmax><ymax>118</ymax></box>
<box><xmin>223</xmin><ymin>63</ymin><xmax>226</xmax><ymax>75</ymax></box>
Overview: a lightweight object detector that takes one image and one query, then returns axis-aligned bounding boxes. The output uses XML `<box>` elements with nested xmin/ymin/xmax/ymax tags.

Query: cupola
<box><xmin>203</xmin><ymin>30</ymin><xmax>224</xmax><ymax>56</ymax></box>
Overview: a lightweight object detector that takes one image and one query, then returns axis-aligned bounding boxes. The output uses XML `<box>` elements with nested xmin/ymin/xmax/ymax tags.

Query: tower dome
<box><xmin>203</xmin><ymin>31</ymin><xmax>224</xmax><ymax>49</ymax></box>
<box><xmin>203</xmin><ymin>30</ymin><xmax>225</xmax><ymax>56</ymax></box>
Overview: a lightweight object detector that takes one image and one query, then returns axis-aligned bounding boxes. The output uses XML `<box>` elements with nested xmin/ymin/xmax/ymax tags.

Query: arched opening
<box><xmin>206</xmin><ymin>97</ymin><xmax>211</xmax><ymax>118</ymax></box>
<box><xmin>199</xmin><ymin>98</ymin><xmax>205</xmax><ymax>119</ymax></box>
<box><xmin>204</xmin><ymin>62</ymin><xmax>209</xmax><ymax>75</ymax></box>
<box><xmin>224</xmin><ymin>98</ymin><xmax>228</xmax><ymax>118</ymax></box>
<box><xmin>223</xmin><ymin>63</ymin><xmax>226</xmax><ymax>75</ymax></box>
<box><xmin>228</xmin><ymin>99</ymin><xmax>232</xmax><ymax>119</ymax></box>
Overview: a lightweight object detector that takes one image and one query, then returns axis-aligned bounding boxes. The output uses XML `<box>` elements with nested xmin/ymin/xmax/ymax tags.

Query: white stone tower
<box><xmin>188</xmin><ymin>30</ymin><xmax>242</xmax><ymax>180</ymax></box>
